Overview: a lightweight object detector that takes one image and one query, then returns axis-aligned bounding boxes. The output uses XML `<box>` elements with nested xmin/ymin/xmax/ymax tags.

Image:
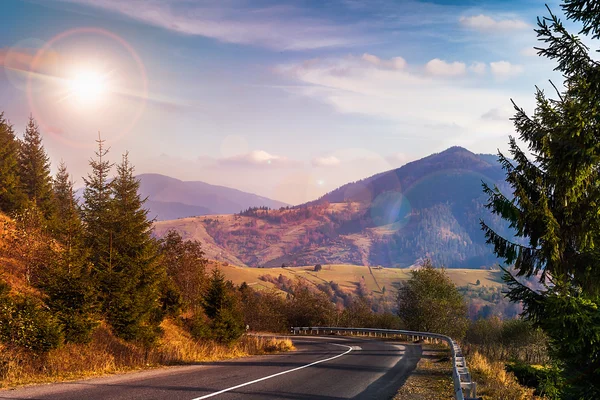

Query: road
<box><xmin>0</xmin><ymin>336</ymin><xmax>422</xmax><ymax>400</ymax></box>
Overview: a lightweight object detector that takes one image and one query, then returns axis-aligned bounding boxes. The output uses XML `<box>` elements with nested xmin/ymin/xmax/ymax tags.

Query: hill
<box><xmin>78</xmin><ymin>174</ymin><xmax>288</xmax><ymax>221</ymax></box>
<box><xmin>154</xmin><ymin>147</ymin><xmax>512</xmax><ymax>268</ymax></box>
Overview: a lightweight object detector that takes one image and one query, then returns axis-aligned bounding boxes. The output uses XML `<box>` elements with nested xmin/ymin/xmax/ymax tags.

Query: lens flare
<box><xmin>67</xmin><ymin>69</ymin><xmax>108</xmax><ymax>106</ymax></box>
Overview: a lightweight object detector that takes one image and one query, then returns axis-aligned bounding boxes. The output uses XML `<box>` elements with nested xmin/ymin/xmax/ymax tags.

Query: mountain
<box><xmin>137</xmin><ymin>174</ymin><xmax>289</xmax><ymax>221</ymax></box>
<box><xmin>77</xmin><ymin>174</ymin><xmax>288</xmax><ymax>221</ymax></box>
<box><xmin>154</xmin><ymin>147</ymin><xmax>512</xmax><ymax>268</ymax></box>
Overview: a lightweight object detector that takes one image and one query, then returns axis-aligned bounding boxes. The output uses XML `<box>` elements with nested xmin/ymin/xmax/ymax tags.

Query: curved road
<box><xmin>0</xmin><ymin>337</ymin><xmax>422</xmax><ymax>400</ymax></box>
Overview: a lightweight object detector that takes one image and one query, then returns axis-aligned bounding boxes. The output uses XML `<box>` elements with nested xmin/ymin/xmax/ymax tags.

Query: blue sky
<box><xmin>0</xmin><ymin>0</ymin><xmax>563</xmax><ymax>204</ymax></box>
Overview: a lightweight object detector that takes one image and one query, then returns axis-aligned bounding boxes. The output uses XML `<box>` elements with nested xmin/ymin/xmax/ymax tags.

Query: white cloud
<box><xmin>219</xmin><ymin>150</ymin><xmax>299</xmax><ymax>168</ymax></box>
<box><xmin>277</xmin><ymin>55</ymin><xmax>526</xmax><ymax>142</ymax></box>
<box><xmin>460</xmin><ymin>14</ymin><xmax>530</xmax><ymax>33</ymax></box>
<box><xmin>361</xmin><ymin>53</ymin><xmax>407</xmax><ymax>70</ymax></box>
<box><xmin>490</xmin><ymin>61</ymin><xmax>524</xmax><ymax>79</ymax></box>
<box><xmin>386</xmin><ymin>152</ymin><xmax>414</xmax><ymax>167</ymax></box>
<box><xmin>312</xmin><ymin>155</ymin><xmax>341</xmax><ymax>167</ymax></box>
<box><xmin>481</xmin><ymin>106</ymin><xmax>513</xmax><ymax>121</ymax></box>
<box><xmin>520</xmin><ymin>47</ymin><xmax>539</xmax><ymax>57</ymax></box>
<box><xmin>52</xmin><ymin>0</ymin><xmax>366</xmax><ymax>50</ymax></box>
<box><xmin>425</xmin><ymin>59</ymin><xmax>466</xmax><ymax>77</ymax></box>
<box><xmin>469</xmin><ymin>62</ymin><xmax>486</xmax><ymax>75</ymax></box>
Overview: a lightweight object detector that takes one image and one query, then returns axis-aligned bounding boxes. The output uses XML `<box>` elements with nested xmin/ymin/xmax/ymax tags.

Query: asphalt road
<box><xmin>0</xmin><ymin>336</ymin><xmax>422</xmax><ymax>400</ymax></box>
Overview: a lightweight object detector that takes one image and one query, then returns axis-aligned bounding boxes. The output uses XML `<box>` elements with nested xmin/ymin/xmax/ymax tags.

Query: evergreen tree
<box><xmin>81</xmin><ymin>134</ymin><xmax>113</xmax><ymax>272</ymax></box>
<box><xmin>18</xmin><ymin>116</ymin><xmax>54</xmax><ymax>220</ymax></box>
<box><xmin>51</xmin><ymin>161</ymin><xmax>82</xmax><ymax>248</ymax></box>
<box><xmin>103</xmin><ymin>152</ymin><xmax>165</xmax><ymax>343</ymax></box>
<box><xmin>481</xmin><ymin>2</ymin><xmax>600</xmax><ymax>396</ymax></box>
<box><xmin>0</xmin><ymin>112</ymin><xmax>26</xmax><ymax>214</ymax></box>
<box><xmin>202</xmin><ymin>268</ymin><xmax>244</xmax><ymax>343</ymax></box>
<box><xmin>43</xmin><ymin>161</ymin><xmax>97</xmax><ymax>343</ymax></box>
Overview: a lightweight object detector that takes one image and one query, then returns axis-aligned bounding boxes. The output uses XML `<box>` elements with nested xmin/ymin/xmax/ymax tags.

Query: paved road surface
<box><xmin>0</xmin><ymin>336</ymin><xmax>422</xmax><ymax>400</ymax></box>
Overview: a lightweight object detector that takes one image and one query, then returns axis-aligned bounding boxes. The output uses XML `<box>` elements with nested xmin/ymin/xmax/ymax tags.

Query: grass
<box><xmin>394</xmin><ymin>345</ymin><xmax>454</xmax><ymax>400</ymax></box>
<box><xmin>0</xmin><ymin>320</ymin><xmax>294</xmax><ymax>389</ymax></box>
<box><xmin>214</xmin><ymin>262</ymin><xmax>503</xmax><ymax>295</ymax></box>
<box><xmin>468</xmin><ymin>351</ymin><xmax>538</xmax><ymax>400</ymax></box>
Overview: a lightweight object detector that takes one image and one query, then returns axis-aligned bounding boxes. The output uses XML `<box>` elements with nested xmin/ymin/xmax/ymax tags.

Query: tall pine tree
<box><xmin>81</xmin><ymin>134</ymin><xmax>113</xmax><ymax>273</ymax></box>
<box><xmin>0</xmin><ymin>112</ymin><xmax>26</xmax><ymax>214</ymax></box>
<box><xmin>18</xmin><ymin>116</ymin><xmax>54</xmax><ymax>220</ymax></box>
<box><xmin>481</xmin><ymin>2</ymin><xmax>600</xmax><ymax>396</ymax></box>
<box><xmin>103</xmin><ymin>152</ymin><xmax>165</xmax><ymax>344</ymax></box>
<box><xmin>51</xmin><ymin>161</ymin><xmax>83</xmax><ymax>248</ymax></box>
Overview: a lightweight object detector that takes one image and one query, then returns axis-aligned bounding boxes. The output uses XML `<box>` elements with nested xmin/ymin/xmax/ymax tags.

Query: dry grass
<box><xmin>0</xmin><ymin>320</ymin><xmax>294</xmax><ymax>389</ymax></box>
<box><xmin>468</xmin><ymin>351</ymin><xmax>537</xmax><ymax>400</ymax></box>
<box><xmin>213</xmin><ymin>262</ymin><xmax>503</xmax><ymax>296</ymax></box>
<box><xmin>394</xmin><ymin>345</ymin><xmax>454</xmax><ymax>400</ymax></box>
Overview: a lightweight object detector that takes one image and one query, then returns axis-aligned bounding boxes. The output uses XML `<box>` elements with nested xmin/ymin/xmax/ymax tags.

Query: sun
<box><xmin>67</xmin><ymin>69</ymin><xmax>108</xmax><ymax>105</ymax></box>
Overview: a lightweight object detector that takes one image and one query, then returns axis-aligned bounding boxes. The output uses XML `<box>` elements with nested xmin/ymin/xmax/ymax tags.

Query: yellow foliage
<box><xmin>0</xmin><ymin>320</ymin><xmax>294</xmax><ymax>388</ymax></box>
<box><xmin>468</xmin><ymin>351</ymin><xmax>537</xmax><ymax>400</ymax></box>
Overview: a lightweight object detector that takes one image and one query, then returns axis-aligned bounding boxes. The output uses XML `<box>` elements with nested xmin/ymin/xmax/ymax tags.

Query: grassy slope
<box><xmin>212</xmin><ymin>262</ymin><xmax>504</xmax><ymax>295</ymax></box>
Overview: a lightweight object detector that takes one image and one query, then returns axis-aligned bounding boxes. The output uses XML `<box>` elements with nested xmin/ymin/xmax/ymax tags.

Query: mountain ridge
<box><xmin>154</xmin><ymin>146</ymin><xmax>510</xmax><ymax>269</ymax></box>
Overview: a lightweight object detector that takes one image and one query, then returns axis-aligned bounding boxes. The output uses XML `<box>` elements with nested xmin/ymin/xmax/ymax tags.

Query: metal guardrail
<box><xmin>291</xmin><ymin>326</ymin><xmax>477</xmax><ymax>400</ymax></box>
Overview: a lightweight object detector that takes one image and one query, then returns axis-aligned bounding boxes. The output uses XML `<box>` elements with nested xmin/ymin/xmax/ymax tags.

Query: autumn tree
<box><xmin>481</xmin><ymin>1</ymin><xmax>600</xmax><ymax>396</ymax></box>
<box><xmin>396</xmin><ymin>259</ymin><xmax>468</xmax><ymax>339</ymax></box>
<box><xmin>160</xmin><ymin>230</ymin><xmax>207</xmax><ymax>311</ymax></box>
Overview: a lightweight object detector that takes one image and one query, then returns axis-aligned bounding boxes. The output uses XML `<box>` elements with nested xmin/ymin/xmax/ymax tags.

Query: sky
<box><xmin>0</xmin><ymin>0</ymin><xmax>565</xmax><ymax>205</ymax></box>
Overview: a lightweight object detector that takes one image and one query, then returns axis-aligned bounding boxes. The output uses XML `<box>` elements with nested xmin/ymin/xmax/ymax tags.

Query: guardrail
<box><xmin>291</xmin><ymin>326</ymin><xmax>477</xmax><ymax>400</ymax></box>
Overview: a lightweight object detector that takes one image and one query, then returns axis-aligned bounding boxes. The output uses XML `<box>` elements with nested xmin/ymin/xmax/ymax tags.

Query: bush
<box><xmin>0</xmin><ymin>282</ymin><xmax>62</xmax><ymax>353</ymax></box>
<box><xmin>506</xmin><ymin>362</ymin><xmax>563</xmax><ymax>399</ymax></box>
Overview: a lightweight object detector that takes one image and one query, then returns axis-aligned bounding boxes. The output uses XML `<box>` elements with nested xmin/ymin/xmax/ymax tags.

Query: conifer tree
<box><xmin>51</xmin><ymin>161</ymin><xmax>82</xmax><ymax>247</ymax></box>
<box><xmin>0</xmin><ymin>112</ymin><xmax>26</xmax><ymax>214</ymax></box>
<box><xmin>81</xmin><ymin>134</ymin><xmax>113</xmax><ymax>271</ymax></box>
<box><xmin>481</xmin><ymin>1</ymin><xmax>600</xmax><ymax>396</ymax></box>
<box><xmin>18</xmin><ymin>116</ymin><xmax>54</xmax><ymax>219</ymax></box>
<box><xmin>202</xmin><ymin>268</ymin><xmax>244</xmax><ymax>343</ymax></box>
<box><xmin>103</xmin><ymin>152</ymin><xmax>165</xmax><ymax>343</ymax></box>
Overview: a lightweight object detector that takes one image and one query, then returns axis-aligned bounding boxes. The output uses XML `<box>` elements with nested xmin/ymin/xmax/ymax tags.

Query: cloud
<box><xmin>469</xmin><ymin>62</ymin><xmax>486</xmax><ymax>75</ymax></box>
<box><xmin>276</xmin><ymin>54</ymin><xmax>525</xmax><ymax>141</ymax></box>
<box><xmin>52</xmin><ymin>0</ymin><xmax>366</xmax><ymax>50</ymax></box>
<box><xmin>361</xmin><ymin>53</ymin><xmax>406</xmax><ymax>70</ymax></box>
<box><xmin>490</xmin><ymin>61</ymin><xmax>524</xmax><ymax>79</ymax></box>
<box><xmin>425</xmin><ymin>59</ymin><xmax>466</xmax><ymax>77</ymax></box>
<box><xmin>520</xmin><ymin>47</ymin><xmax>539</xmax><ymax>57</ymax></box>
<box><xmin>481</xmin><ymin>106</ymin><xmax>513</xmax><ymax>121</ymax></box>
<box><xmin>0</xmin><ymin>47</ymin><xmax>58</xmax><ymax>71</ymax></box>
<box><xmin>459</xmin><ymin>14</ymin><xmax>530</xmax><ymax>33</ymax></box>
<box><xmin>219</xmin><ymin>150</ymin><xmax>299</xmax><ymax>168</ymax></box>
<box><xmin>312</xmin><ymin>155</ymin><xmax>341</xmax><ymax>167</ymax></box>
<box><xmin>386</xmin><ymin>152</ymin><xmax>414</xmax><ymax>167</ymax></box>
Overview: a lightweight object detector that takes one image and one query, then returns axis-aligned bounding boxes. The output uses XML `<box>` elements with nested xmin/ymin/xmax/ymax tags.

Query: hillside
<box><xmin>154</xmin><ymin>147</ymin><xmax>512</xmax><ymax>268</ymax></box>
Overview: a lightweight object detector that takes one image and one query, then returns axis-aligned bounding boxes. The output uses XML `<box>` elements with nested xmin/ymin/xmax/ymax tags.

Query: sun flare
<box><xmin>67</xmin><ymin>69</ymin><xmax>108</xmax><ymax>105</ymax></box>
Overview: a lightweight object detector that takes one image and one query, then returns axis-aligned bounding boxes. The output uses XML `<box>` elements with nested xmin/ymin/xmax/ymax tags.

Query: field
<box><xmin>213</xmin><ymin>263</ymin><xmax>504</xmax><ymax>295</ymax></box>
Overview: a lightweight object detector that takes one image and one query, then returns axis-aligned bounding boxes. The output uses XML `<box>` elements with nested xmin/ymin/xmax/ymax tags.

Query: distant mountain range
<box><xmin>77</xmin><ymin>173</ymin><xmax>288</xmax><ymax>221</ymax></box>
<box><xmin>137</xmin><ymin>174</ymin><xmax>288</xmax><ymax>221</ymax></box>
<box><xmin>154</xmin><ymin>147</ymin><xmax>513</xmax><ymax>269</ymax></box>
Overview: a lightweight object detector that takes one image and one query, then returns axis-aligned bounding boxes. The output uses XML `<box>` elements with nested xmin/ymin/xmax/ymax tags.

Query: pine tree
<box><xmin>51</xmin><ymin>161</ymin><xmax>82</xmax><ymax>248</ymax></box>
<box><xmin>481</xmin><ymin>2</ymin><xmax>600</xmax><ymax>396</ymax></box>
<box><xmin>0</xmin><ymin>112</ymin><xmax>26</xmax><ymax>214</ymax></box>
<box><xmin>81</xmin><ymin>133</ymin><xmax>113</xmax><ymax>272</ymax></box>
<box><xmin>18</xmin><ymin>116</ymin><xmax>54</xmax><ymax>220</ymax></box>
<box><xmin>103</xmin><ymin>152</ymin><xmax>165</xmax><ymax>344</ymax></box>
<box><xmin>202</xmin><ymin>268</ymin><xmax>244</xmax><ymax>343</ymax></box>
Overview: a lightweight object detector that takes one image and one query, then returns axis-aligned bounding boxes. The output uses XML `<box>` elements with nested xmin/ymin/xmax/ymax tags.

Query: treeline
<box><xmin>0</xmin><ymin>113</ymin><xmax>270</xmax><ymax>356</ymax></box>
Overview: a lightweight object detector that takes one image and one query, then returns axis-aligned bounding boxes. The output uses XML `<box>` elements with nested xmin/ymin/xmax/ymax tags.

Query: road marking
<box><xmin>190</xmin><ymin>343</ymin><xmax>353</xmax><ymax>400</ymax></box>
